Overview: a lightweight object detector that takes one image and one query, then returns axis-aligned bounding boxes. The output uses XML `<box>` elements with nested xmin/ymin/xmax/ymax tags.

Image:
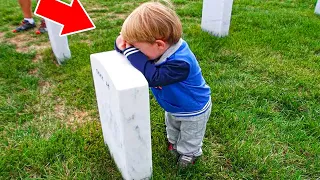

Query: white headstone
<box><xmin>90</xmin><ymin>51</ymin><xmax>152</xmax><ymax>180</ymax></box>
<box><xmin>315</xmin><ymin>0</ymin><xmax>320</xmax><ymax>15</ymax></box>
<box><xmin>45</xmin><ymin>19</ymin><xmax>71</xmax><ymax>64</ymax></box>
<box><xmin>201</xmin><ymin>0</ymin><xmax>234</xmax><ymax>37</ymax></box>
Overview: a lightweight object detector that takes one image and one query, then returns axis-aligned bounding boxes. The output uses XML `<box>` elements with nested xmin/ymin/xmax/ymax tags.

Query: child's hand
<box><xmin>125</xmin><ymin>42</ymin><xmax>133</xmax><ymax>48</ymax></box>
<box><xmin>116</xmin><ymin>35</ymin><xmax>126</xmax><ymax>51</ymax></box>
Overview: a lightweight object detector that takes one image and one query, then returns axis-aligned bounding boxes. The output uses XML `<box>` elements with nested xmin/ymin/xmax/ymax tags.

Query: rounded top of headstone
<box><xmin>90</xmin><ymin>51</ymin><xmax>148</xmax><ymax>91</ymax></box>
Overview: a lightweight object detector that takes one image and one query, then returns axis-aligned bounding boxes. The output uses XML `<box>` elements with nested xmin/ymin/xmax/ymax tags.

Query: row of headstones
<box><xmin>201</xmin><ymin>0</ymin><xmax>320</xmax><ymax>37</ymax></box>
<box><xmin>46</xmin><ymin>1</ymin><xmax>320</xmax><ymax>179</ymax></box>
<box><xmin>48</xmin><ymin>0</ymin><xmax>320</xmax><ymax>63</ymax></box>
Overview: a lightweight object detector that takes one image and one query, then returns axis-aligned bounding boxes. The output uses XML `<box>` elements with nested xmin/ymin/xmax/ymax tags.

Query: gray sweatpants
<box><xmin>165</xmin><ymin>103</ymin><xmax>212</xmax><ymax>157</ymax></box>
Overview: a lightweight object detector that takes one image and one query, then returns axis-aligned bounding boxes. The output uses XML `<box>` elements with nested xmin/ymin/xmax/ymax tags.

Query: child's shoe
<box><xmin>168</xmin><ymin>142</ymin><xmax>179</xmax><ymax>157</ymax></box>
<box><xmin>177</xmin><ymin>154</ymin><xmax>197</xmax><ymax>167</ymax></box>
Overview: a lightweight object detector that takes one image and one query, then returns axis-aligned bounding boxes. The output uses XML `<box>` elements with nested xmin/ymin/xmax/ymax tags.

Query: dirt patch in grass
<box><xmin>39</xmin><ymin>81</ymin><xmax>52</xmax><ymax>95</ymax></box>
<box><xmin>0</xmin><ymin>32</ymin><xmax>5</xmax><ymax>41</ymax></box>
<box><xmin>121</xmin><ymin>2</ymin><xmax>137</xmax><ymax>6</ymax></box>
<box><xmin>28</xmin><ymin>68</ymin><xmax>38</xmax><ymax>75</ymax></box>
<box><xmin>67</xmin><ymin>110</ymin><xmax>93</xmax><ymax>128</ymax></box>
<box><xmin>24</xmin><ymin>81</ymin><xmax>95</xmax><ymax>138</ymax></box>
<box><xmin>87</xmin><ymin>6</ymin><xmax>109</xmax><ymax>13</ymax></box>
<box><xmin>54</xmin><ymin>100</ymin><xmax>94</xmax><ymax>130</ymax></box>
<box><xmin>33</xmin><ymin>54</ymin><xmax>43</xmax><ymax>63</ymax></box>
<box><xmin>80</xmin><ymin>39</ymin><xmax>93</xmax><ymax>46</ymax></box>
<box><xmin>29</xmin><ymin>43</ymin><xmax>51</xmax><ymax>52</ymax></box>
<box><xmin>90</xmin><ymin>11</ymin><xmax>128</xmax><ymax>22</ymax></box>
<box><xmin>113</xmin><ymin>13</ymin><xmax>128</xmax><ymax>19</ymax></box>
<box><xmin>7</xmin><ymin>33</ymin><xmax>51</xmax><ymax>53</ymax></box>
<box><xmin>8</xmin><ymin>33</ymin><xmax>33</xmax><ymax>52</ymax></box>
<box><xmin>1</xmin><ymin>28</ymin><xmax>51</xmax><ymax>53</ymax></box>
<box><xmin>54</xmin><ymin>100</ymin><xmax>66</xmax><ymax>119</ymax></box>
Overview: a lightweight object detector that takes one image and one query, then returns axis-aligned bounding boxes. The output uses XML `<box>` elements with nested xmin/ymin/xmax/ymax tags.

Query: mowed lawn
<box><xmin>1</xmin><ymin>0</ymin><xmax>320</xmax><ymax>179</ymax></box>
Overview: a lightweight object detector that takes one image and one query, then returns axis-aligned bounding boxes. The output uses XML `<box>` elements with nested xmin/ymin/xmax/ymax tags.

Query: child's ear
<box><xmin>155</xmin><ymin>40</ymin><xmax>167</xmax><ymax>50</ymax></box>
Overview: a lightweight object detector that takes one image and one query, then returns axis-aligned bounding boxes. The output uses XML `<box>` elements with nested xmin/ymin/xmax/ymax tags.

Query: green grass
<box><xmin>1</xmin><ymin>0</ymin><xmax>320</xmax><ymax>179</ymax></box>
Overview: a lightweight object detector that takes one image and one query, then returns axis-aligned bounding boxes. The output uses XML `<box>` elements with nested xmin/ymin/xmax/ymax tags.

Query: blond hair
<box><xmin>121</xmin><ymin>1</ymin><xmax>182</xmax><ymax>45</ymax></box>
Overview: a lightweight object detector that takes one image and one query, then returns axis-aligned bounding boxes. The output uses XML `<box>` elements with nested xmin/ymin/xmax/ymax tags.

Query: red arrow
<box><xmin>34</xmin><ymin>0</ymin><xmax>95</xmax><ymax>36</ymax></box>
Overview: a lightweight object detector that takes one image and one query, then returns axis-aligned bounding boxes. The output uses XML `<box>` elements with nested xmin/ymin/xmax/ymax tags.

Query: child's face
<box><xmin>132</xmin><ymin>40</ymin><xmax>169</xmax><ymax>60</ymax></box>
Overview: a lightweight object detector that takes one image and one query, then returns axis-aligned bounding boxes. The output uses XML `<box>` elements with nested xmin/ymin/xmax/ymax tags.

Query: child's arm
<box><xmin>123</xmin><ymin>47</ymin><xmax>190</xmax><ymax>87</ymax></box>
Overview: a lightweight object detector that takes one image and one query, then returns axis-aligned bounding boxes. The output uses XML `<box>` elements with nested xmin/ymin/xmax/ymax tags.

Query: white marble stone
<box><xmin>201</xmin><ymin>0</ymin><xmax>234</xmax><ymax>37</ymax></box>
<box><xmin>45</xmin><ymin>19</ymin><xmax>71</xmax><ymax>64</ymax></box>
<box><xmin>90</xmin><ymin>51</ymin><xmax>152</xmax><ymax>180</ymax></box>
<box><xmin>315</xmin><ymin>0</ymin><xmax>320</xmax><ymax>15</ymax></box>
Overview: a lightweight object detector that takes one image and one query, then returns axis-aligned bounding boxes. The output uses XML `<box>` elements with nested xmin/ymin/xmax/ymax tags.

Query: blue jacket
<box><xmin>115</xmin><ymin>39</ymin><xmax>211</xmax><ymax>117</ymax></box>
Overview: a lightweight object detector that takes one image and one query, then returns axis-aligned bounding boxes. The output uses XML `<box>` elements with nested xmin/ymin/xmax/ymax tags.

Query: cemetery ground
<box><xmin>1</xmin><ymin>0</ymin><xmax>320</xmax><ymax>179</ymax></box>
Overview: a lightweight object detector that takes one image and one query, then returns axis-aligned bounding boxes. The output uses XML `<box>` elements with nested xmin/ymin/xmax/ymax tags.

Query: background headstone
<box><xmin>315</xmin><ymin>0</ymin><xmax>320</xmax><ymax>15</ymax></box>
<box><xmin>45</xmin><ymin>19</ymin><xmax>71</xmax><ymax>64</ymax></box>
<box><xmin>201</xmin><ymin>0</ymin><xmax>234</xmax><ymax>37</ymax></box>
<box><xmin>90</xmin><ymin>51</ymin><xmax>152</xmax><ymax>180</ymax></box>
